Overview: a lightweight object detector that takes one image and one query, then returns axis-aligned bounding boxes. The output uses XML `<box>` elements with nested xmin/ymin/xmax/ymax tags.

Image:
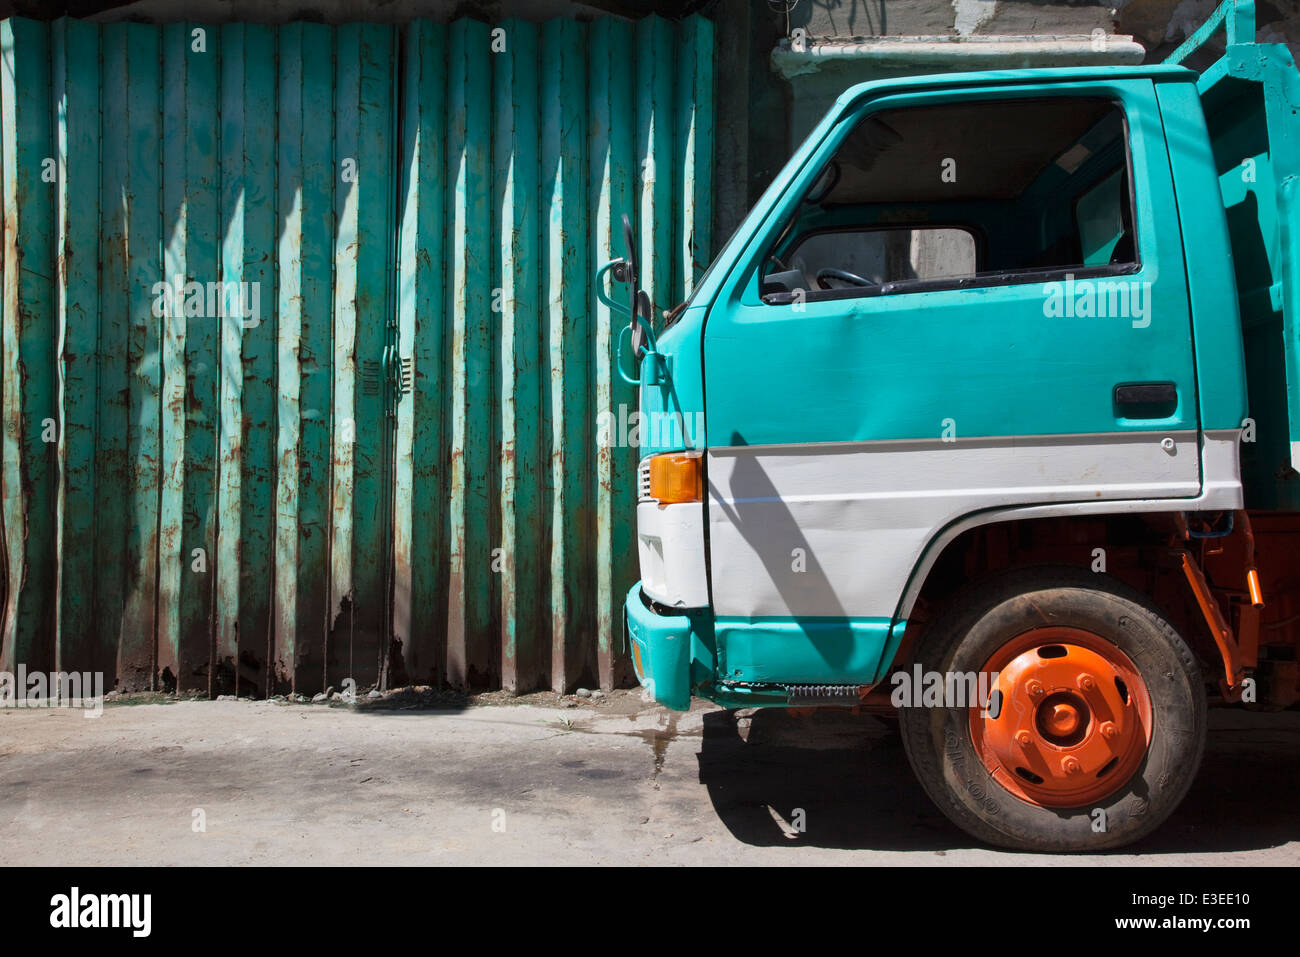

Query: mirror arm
<box><xmin>597</xmin><ymin>259</ymin><xmax>632</xmax><ymax>319</ymax></box>
<box><xmin>599</xmin><ymin>258</ymin><xmax>659</xmax><ymax>352</ymax></box>
<box><xmin>633</xmin><ymin>312</ymin><xmax>658</xmax><ymax>354</ymax></box>
<box><xmin>614</xmin><ymin>326</ymin><xmax>640</xmax><ymax>384</ymax></box>
<box><xmin>603</xmin><ymin>258</ymin><xmax>668</xmax><ymax>384</ymax></box>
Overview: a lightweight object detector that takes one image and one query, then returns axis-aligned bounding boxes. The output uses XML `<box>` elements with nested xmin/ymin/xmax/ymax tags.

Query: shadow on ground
<box><xmin>697</xmin><ymin>708</ymin><xmax>1300</xmax><ymax>854</ymax></box>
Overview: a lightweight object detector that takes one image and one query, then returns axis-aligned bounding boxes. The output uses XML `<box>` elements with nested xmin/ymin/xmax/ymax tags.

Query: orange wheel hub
<box><xmin>968</xmin><ymin>627</ymin><xmax>1153</xmax><ymax>808</ymax></box>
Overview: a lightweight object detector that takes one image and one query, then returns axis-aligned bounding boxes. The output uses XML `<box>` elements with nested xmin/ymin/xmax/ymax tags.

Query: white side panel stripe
<box><xmin>706</xmin><ymin>430</ymin><xmax>1239</xmax><ymax>619</ymax></box>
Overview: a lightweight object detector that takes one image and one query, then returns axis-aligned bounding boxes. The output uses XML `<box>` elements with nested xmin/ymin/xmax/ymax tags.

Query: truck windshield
<box><xmin>662</xmin><ymin>220</ymin><xmax>745</xmax><ymax>326</ymax></box>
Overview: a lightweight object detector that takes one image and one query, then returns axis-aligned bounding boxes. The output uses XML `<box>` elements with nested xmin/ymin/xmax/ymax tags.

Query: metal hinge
<box><xmin>362</xmin><ymin>347</ymin><xmax>413</xmax><ymax>413</ymax></box>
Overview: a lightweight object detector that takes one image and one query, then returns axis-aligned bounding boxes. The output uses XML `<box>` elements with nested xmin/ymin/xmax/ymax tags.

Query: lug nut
<box><xmin>1078</xmin><ymin>675</ymin><xmax>1096</xmax><ymax>692</ymax></box>
<box><xmin>1027</xmin><ymin>680</ymin><xmax>1044</xmax><ymax>697</ymax></box>
<box><xmin>1100</xmin><ymin>721</ymin><xmax>1118</xmax><ymax>740</ymax></box>
<box><xmin>1015</xmin><ymin>730</ymin><xmax>1032</xmax><ymax>747</ymax></box>
<box><xmin>1062</xmin><ymin>756</ymin><xmax>1082</xmax><ymax>775</ymax></box>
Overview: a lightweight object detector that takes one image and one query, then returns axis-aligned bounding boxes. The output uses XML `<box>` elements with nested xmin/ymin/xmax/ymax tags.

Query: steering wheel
<box><xmin>816</xmin><ymin>267</ymin><xmax>876</xmax><ymax>290</ymax></box>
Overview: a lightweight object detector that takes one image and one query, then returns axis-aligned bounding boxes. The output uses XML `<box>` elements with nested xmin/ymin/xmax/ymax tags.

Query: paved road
<box><xmin>1</xmin><ymin>692</ymin><xmax>1296</xmax><ymax>865</ymax></box>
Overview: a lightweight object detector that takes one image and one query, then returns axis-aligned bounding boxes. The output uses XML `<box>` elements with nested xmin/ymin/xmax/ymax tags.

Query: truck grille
<box><xmin>637</xmin><ymin>458</ymin><xmax>652</xmax><ymax>501</ymax></box>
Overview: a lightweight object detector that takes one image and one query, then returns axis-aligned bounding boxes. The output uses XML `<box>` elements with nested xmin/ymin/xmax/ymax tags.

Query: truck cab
<box><xmin>614</xmin><ymin>0</ymin><xmax>1300</xmax><ymax>851</ymax></box>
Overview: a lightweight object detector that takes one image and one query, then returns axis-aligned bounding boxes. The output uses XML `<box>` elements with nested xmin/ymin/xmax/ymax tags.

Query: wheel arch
<box><xmin>888</xmin><ymin>502</ymin><xmax>1225</xmax><ymax>685</ymax></box>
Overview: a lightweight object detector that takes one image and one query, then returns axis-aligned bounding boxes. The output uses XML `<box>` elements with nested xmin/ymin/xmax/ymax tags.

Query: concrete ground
<box><xmin>0</xmin><ymin>690</ymin><xmax>1297</xmax><ymax>865</ymax></box>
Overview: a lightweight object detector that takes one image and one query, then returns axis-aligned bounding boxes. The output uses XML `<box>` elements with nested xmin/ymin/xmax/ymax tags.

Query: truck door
<box><xmin>703</xmin><ymin>80</ymin><xmax>1199</xmax><ymax>625</ymax></box>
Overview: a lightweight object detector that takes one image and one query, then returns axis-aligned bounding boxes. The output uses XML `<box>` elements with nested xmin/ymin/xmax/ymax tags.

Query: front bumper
<box><xmin>624</xmin><ymin>582</ymin><xmax>906</xmax><ymax>711</ymax></box>
<box><xmin>624</xmin><ymin>583</ymin><xmax>710</xmax><ymax>711</ymax></box>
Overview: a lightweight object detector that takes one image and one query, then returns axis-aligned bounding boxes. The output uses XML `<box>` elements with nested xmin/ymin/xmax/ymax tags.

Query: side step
<box><xmin>783</xmin><ymin>684</ymin><xmax>864</xmax><ymax>706</ymax></box>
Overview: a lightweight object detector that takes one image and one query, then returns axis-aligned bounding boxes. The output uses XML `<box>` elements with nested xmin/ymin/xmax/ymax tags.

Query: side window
<box><xmin>1076</xmin><ymin>170</ymin><xmax>1128</xmax><ymax>266</ymax></box>
<box><xmin>762</xmin><ymin>96</ymin><xmax>1140</xmax><ymax>304</ymax></box>
<box><xmin>782</xmin><ymin>227</ymin><xmax>977</xmax><ymax>291</ymax></box>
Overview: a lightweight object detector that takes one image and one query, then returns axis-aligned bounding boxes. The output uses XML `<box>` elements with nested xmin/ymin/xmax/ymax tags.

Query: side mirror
<box><xmin>596</xmin><ymin>258</ymin><xmax>647</xmax><ymax>385</ymax></box>
<box><xmin>598</xmin><ymin>213</ymin><xmax>664</xmax><ymax>385</ymax></box>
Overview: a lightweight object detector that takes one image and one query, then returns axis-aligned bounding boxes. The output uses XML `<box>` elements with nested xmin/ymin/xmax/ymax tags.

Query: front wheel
<box><xmin>899</xmin><ymin>565</ymin><xmax>1206</xmax><ymax>851</ymax></box>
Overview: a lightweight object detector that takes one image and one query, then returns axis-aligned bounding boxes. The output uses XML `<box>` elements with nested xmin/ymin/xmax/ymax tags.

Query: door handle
<box><xmin>1114</xmin><ymin>382</ymin><xmax>1178</xmax><ymax>418</ymax></box>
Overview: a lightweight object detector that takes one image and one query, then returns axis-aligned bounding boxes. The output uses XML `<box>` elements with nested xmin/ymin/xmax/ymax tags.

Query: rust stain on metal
<box><xmin>0</xmin><ymin>13</ymin><xmax>713</xmax><ymax>697</ymax></box>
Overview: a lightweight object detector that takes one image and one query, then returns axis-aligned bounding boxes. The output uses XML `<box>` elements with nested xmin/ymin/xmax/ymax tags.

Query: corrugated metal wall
<box><xmin>0</xmin><ymin>14</ymin><xmax>713</xmax><ymax>696</ymax></box>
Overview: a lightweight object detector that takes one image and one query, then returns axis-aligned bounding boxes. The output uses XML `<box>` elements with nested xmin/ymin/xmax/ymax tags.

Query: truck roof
<box><xmin>832</xmin><ymin>64</ymin><xmax>1200</xmax><ymax>113</ymax></box>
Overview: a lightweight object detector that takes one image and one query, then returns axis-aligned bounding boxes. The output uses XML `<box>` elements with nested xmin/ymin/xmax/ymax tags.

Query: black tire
<box><xmin>898</xmin><ymin>564</ymin><xmax>1206</xmax><ymax>852</ymax></box>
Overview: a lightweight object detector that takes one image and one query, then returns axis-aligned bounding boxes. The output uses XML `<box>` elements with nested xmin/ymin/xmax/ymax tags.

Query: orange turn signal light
<box><xmin>648</xmin><ymin>451</ymin><xmax>703</xmax><ymax>504</ymax></box>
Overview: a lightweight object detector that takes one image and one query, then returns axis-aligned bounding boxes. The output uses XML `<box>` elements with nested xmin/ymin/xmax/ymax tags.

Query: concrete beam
<box><xmin>772</xmin><ymin>34</ymin><xmax>1148</xmax><ymax>79</ymax></box>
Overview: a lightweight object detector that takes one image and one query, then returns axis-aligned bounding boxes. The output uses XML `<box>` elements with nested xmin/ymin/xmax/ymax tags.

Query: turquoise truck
<box><xmin>609</xmin><ymin>0</ymin><xmax>1300</xmax><ymax>851</ymax></box>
